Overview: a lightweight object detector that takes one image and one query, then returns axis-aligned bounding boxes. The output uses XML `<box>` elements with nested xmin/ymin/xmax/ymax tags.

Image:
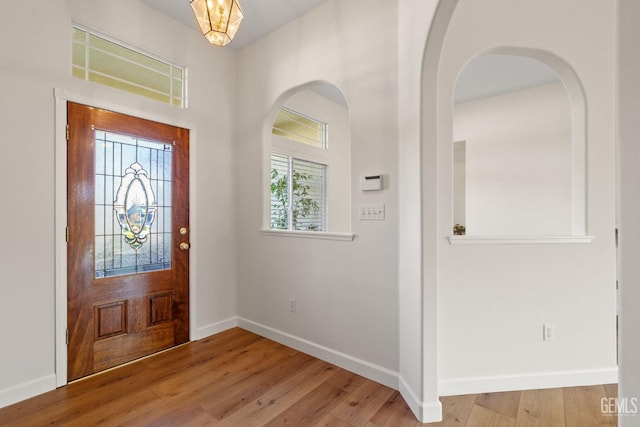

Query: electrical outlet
<box><xmin>289</xmin><ymin>298</ymin><xmax>296</xmax><ymax>313</ymax></box>
<box><xmin>543</xmin><ymin>324</ymin><xmax>554</xmax><ymax>341</ymax></box>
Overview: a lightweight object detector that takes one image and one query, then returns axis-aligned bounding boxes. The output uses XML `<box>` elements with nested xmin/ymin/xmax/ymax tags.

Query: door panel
<box><xmin>67</xmin><ymin>102</ymin><xmax>189</xmax><ymax>381</ymax></box>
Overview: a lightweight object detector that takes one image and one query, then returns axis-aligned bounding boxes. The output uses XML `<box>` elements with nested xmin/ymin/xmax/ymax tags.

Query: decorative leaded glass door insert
<box><xmin>95</xmin><ymin>131</ymin><xmax>172</xmax><ymax>278</ymax></box>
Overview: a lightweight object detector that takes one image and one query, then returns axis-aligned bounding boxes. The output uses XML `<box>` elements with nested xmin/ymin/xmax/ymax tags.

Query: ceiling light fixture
<box><xmin>190</xmin><ymin>0</ymin><xmax>244</xmax><ymax>47</ymax></box>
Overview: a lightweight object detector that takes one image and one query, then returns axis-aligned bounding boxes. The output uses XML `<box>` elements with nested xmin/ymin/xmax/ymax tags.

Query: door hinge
<box><xmin>66</xmin><ymin>124</ymin><xmax>69</xmax><ymax>141</ymax></box>
<box><xmin>615</xmin><ymin>228</ymin><xmax>619</xmax><ymax>248</ymax></box>
<box><xmin>66</xmin><ymin>329</ymin><xmax>69</xmax><ymax>345</ymax></box>
<box><xmin>65</xmin><ymin>226</ymin><xmax>70</xmax><ymax>242</ymax></box>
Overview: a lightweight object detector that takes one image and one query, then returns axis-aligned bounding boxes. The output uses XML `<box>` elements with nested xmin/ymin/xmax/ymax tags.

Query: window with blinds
<box><xmin>72</xmin><ymin>26</ymin><xmax>185</xmax><ymax>107</ymax></box>
<box><xmin>270</xmin><ymin>154</ymin><xmax>327</xmax><ymax>231</ymax></box>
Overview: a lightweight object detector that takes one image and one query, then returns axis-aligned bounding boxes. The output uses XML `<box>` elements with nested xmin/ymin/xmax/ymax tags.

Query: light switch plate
<box><xmin>359</xmin><ymin>204</ymin><xmax>385</xmax><ymax>220</ymax></box>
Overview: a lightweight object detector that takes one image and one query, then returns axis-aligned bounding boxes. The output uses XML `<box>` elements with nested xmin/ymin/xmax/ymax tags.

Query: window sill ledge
<box><xmin>448</xmin><ymin>235</ymin><xmax>594</xmax><ymax>245</ymax></box>
<box><xmin>260</xmin><ymin>229</ymin><xmax>355</xmax><ymax>241</ymax></box>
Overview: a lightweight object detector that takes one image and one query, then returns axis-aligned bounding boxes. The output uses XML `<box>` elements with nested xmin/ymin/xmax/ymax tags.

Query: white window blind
<box><xmin>72</xmin><ymin>26</ymin><xmax>185</xmax><ymax>107</ymax></box>
<box><xmin>270</xmin><ymin>154</ymin><xmax>327</xmax><ymax>232</ymax></box>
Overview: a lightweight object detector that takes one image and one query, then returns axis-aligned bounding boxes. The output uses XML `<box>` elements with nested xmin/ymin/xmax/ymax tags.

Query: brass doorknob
<box><xmin>179</xmin><ymin>242</ymin><xmax>190</xmax><ymax>251</ymax></box>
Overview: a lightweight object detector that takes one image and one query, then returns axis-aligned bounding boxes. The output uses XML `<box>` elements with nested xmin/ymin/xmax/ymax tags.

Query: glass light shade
<box><xmin>190</xmin><ymin>0</ymin><xmax>244</xmax><ymax>47</ymax></box>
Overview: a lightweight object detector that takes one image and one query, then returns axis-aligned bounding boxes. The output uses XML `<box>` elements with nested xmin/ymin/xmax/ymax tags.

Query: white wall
<box><xmin>454</xmin><ymin>82</ymin><xmax>573</xmax><ymax>236</ymax></box>
<box><xmin>453</xmin><ymin>141</ymin><xmax>466</xmax><ymax>228</ymax></box>
<box><xmin>235</xmin><ymin>0</ymin><xmax>399</xmax><ymax>387</ymax></box>
<box><xmin>0</xmin><ymin>0</ymin><xmax>237</xmax><ymax>407</ymax></box>
<box><xmin>435</xmin><ymin>0</ymin><xmax>617</xmax><ymax>395</ymax></box>
<box><xmin>618</xmin><ymin>0</ymin><xmax>640</xmax><ymax>424</ymax></box>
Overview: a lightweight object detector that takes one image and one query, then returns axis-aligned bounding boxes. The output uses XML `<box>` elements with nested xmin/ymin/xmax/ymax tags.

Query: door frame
<box><xmin>54</xmin><ymin>88</ymin><xmax>198</xmax><ymax>387</ymax></box>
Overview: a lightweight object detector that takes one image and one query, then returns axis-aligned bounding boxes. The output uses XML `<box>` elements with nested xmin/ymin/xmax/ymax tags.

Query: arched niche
<box><xmin>262</xmin><ymin>81</ymin><xmax>351</xmax><ymax>234</ymax></box>
<box><xmin>451</xmin><ymin>49</ymin><xmax>587</xmax><ymax>238</ymax></box>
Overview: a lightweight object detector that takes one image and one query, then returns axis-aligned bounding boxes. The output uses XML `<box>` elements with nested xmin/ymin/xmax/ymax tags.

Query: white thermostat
<box><xmin>360</xmin><ymin>174</ymin><xmax>383</xmax><ymax>191</ymax></box>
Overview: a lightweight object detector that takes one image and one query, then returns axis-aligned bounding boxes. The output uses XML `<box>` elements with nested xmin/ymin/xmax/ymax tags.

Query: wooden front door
<box><xmin>67</xmin><ymin>102</ymin><xmax>190</xmax><ymax>381</ymax></box>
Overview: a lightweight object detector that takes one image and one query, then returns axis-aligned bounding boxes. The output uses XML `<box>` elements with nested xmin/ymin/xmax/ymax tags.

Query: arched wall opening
<box><xmin>450</xmin><ymin>48</ymin><xmax>587</xmax><ymax>238</ymax></box>
<box><xmin>261</xmin><ymin>80</ymin><xmax>351</xmax><ymax>235</ymax></box>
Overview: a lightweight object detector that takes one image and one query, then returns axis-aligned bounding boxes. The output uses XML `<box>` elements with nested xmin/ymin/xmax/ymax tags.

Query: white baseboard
<box><xmin>192</xmin><ymin>316</ymin><xmax>238</xmax><ymax>340</ymax></box>
<box><xmin>237</xmin><ymin>317</ymin><xmax>398</xmax><ymax>389</ymax></box>
<box><xmin>0</xmin><ymin>374</ymin><xmax>57</xmax><ymax>409</ymax></box>
<box><xmin>399</xmin><ymin>375</ymin><xmax>443</xmax><ymax>423</ymax></box>
<box><xmin>439</xmin><ymin>367</ymin><xmax>619</xmax><ymax>396</ymax></box>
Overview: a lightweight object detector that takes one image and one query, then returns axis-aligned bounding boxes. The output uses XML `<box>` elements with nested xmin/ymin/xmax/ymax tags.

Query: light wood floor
<box><xmin>433</xmin><ymin>385</ymin><xmax>617</xmax><ymax>427</ymax></box>
<box><xmin>0</xmin><ymin>328</ymin><xmax>617</xmax><ymax>426</ymax></box>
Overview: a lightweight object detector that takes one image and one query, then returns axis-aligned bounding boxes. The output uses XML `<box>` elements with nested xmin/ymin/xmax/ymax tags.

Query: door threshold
<box><xmin>68</xmin><ymin>341</ymin><xmax>192</xmax><ymax>385</ymax></box>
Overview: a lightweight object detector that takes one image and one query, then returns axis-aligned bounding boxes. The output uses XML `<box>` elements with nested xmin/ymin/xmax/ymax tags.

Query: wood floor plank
<box><xmin>326</xmin><ymin>368</ymin><xmax>368</xmax><ymax>394</ymax></box>
<box><xmin>331</xmin><ymin>379</ymin><xmax>396</xmax><ymax>426</ymax></box>
<box><xmin>93</xmin><ymin>377</ymin><xmax>217</xmax><ymax>427</ymax></box>
<box><xmin>466</xmin><ymin>405</ymin><xmax>517</xmax><ymax>427</ymax></box>
<box><xmin>150</xmin><ymin>336</ymin><xmax>284</xmax><ymax>398</ymax></box>
<box><xmin>563</xmin><ymin>385</ymin><xmax>616</xmax><ymax>427</ymax></box>
<box><xmin>214</xmin><ymin>359</ymin><xmax>339</xmax><ymax>427</ymax></box>
<box><xmin>200</xmin><ymin>350</ymin><xmax>316</xmax><ymax>420</ymax></box>
<box><xmin>0</xmin><ymin>365</ymin><xmax>162</xmax><ymax>427</ymax></box>
<box><xmin>369</xmin><ymin>390</ymin><xmax>420</xmax><ymax>427</ymax></box>
<box><xmin>53</xmin><ymin>388</ymin><xmax>161</xmax><ymax>427</ymax></box>
<box><xmin>515</xmin><ymin>388</ymin><xmax>565</xmax><ymax>427</ymax></box>
<box><xmin>603</xmin><ymin>383</ymin><xmax>618</xmax><ymax>399</ymax></box>
<box><xmin>263</xmin><ymin>382</ymin><xmax>347</xmax><ymax>426</ymax></box>
<box><xmin>434</xmin><ymin>394</ymin><xmax>477</xmax><ymax>426</ymax></box>
<box><xmin>125</xmin><ymin>404</ymin><xmax>219</xmax><ymax>427</ymax></box>
<box><xmin>475</xmin><ymin>390</ymin><xmax>521</xmax><ymax>419</ymax></box>
<box><xmin>0</xmin><ymin>329</ymin><xmax>271</xmax><ymax>426</ymax></box>
<box><xmin>314</xmin><ymin>413</ymin><xmax>355</xmax><ymax>426</ymax></box>
<box><xmin>143</xmin><ymin>327</ymin><xmax>261</xmax><ymax>373</ymax></box>
<box><xmin>124</xmin><ymin>342</ymin><xmax>307</xmax><ymax>425</ymax></box>
<box><xmin>93</xmin><ymin>330</ymin><xmax>271</xmax><ymax>426</ymax></box>
<box><xmin>602</xmin><ymin>383</ymin><xmax>619</xmax><ymax>425</ymax></box>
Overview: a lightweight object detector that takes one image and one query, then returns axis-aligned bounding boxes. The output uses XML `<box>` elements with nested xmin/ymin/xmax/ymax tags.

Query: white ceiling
<box><xmin>139</xmin><ymin>0</ymin><xmax>329</xmax><ymax>50</ymax></box>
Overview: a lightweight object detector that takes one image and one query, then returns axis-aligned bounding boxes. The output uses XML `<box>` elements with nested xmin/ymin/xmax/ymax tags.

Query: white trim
<box><xmin>193</xmin><ymin>316</ymin><xmax>238</xmax><ymax>340</ymax></box>
<box><xmin>448</xmin><ymin>235</ymin><xmax>594</xmax><ymax>245</ymax></box>
<box><xmin>54</xmin><ymin>88</ymin><xmax>197</xmax><ymax>389</ymax></box>
<box><xmin>399</xmin><ymin>376</ymin><xmax>443</xmax><ymax>423</ymax></box>
<box><xmin>53</xmin><ymin>88</ymin><xmax>194</xmax><ymax>129</ymax></box>
<box><xmin>438</xmin><ymin>367</ymin><xmax>618</xmax><ymax>396</ymax></box>
<box><xmin>0</xmin><ymin>374</ymin><xmax>57</xmax><ymax>409</ymax></box>
<box><xmin>54</xmin><ymin>93</ymin><xmax>69</xmax><ymax>388</ymax></box>
<box><xmin>237</xmin><ymin>317</ymin><xmax>398</xmax><ymax>389</ymax></box>
<box><xmin>271</xmin><ymin>136</ymin><xmax>331</xmax><ymax>165</ymax></box>
<box><xmin>259</xmin><ymin>229</ymin><xmax>354</xmax><ymax>241</ymax></box>
<box><xmin>188</xmin><ymin>128</ymin><xmax>198</xmax><ymax>344</ymax></box>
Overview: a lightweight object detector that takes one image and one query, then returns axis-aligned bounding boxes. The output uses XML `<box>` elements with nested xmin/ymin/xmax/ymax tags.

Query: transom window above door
<box><xmin>72</xmin><ymin>26</ymin><xmax>186</xmax><ymax>107</ymax></box>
